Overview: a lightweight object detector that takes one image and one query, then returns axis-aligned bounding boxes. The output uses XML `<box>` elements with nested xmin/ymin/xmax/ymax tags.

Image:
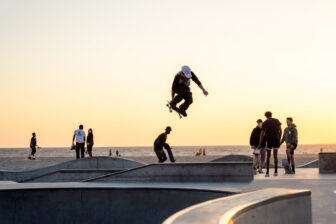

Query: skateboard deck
<box><xmin>166</xmin><ymin>101</ymin><xmax>182</xmax><ymax>119</ymax></box>
<box><xmin>282</xmin><ymin>159</ymin><xmax>293</xmax><ymax>174</ymax></box>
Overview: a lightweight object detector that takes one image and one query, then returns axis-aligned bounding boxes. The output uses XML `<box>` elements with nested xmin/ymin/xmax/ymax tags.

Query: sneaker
<box><xmin>258</xmin><ymin>170</ymin><xmax>264</xmax><ymax>174</ymax></box>
<box><xmin>28</xmin><ymin>156</ymin><xmax>31</xmax><ymax>160</ymax></box>
<box><xmin>265</xmin><ymin>173</ymin><xmax>270</xmax><ymax>177</ymax></box>
<box><xmin>274</xmin><ymin>172</ymin><xmax>278</xmax><ymax>176</ymax></box>
<box><xmin>179</xmin><ymin>109</ymin><xmax>187</xmax><ymax>117</ymax></box>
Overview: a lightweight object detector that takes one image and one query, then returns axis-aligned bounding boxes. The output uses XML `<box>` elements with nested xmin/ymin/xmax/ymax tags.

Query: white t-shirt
<box><xmin>74</xmin><ymin>129</ymin><xmax>85</xmax><ymax>143</ymax></box>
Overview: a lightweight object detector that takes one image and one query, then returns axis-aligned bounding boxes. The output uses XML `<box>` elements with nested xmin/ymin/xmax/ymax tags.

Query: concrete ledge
<box><xmin>0</xmin><ymin>157</ymin><xmax>145</xmax><ymax>182</ymax></box>
<box><xmin>0</xmin><ymin>185</ymin><xmax>233</xmax><ymax>224</ymax></box>
<box><xmin>319</xmin><ymin>153</ymin><xmax>336</xmax><ymax>173</ymax></box>
<box><xmin>164</xmin><ymin>188</ymin><xmax>312</xmax><ymax>224</ymax></box>
<box><xmin>86</xmin><ymin>162</ymin><xmax>254</xmax><ymax>182</ymax></box>
<box><xmin>23</xmin><ymin>169</ymin><xmax>125</xmax><ymax>183</ymax></box>
<box><xmin>210</xmin><ymin>154</ymin><xmax>253</xmax><ymax>162</ymax></box>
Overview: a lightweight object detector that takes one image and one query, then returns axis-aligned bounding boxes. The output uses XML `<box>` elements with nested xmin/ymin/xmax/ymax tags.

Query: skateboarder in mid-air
<box><xmin>154</xmin><ymin>126</ymin><xmax>175</xmax><ymax>163</ymax></box>
<box><xmin>169</xmin><ymin>66</ymin><xmax>208</xmax><ymax>117</ymax></box>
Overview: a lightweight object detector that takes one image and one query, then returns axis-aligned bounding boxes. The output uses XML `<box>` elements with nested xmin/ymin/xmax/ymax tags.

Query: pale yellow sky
<box><xmin>1</xmin><ymin>0</ymin><xmax>336</xmax><ymax>147</ymax></box>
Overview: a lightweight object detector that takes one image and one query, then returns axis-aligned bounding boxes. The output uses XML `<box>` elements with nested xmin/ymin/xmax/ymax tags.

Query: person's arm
<box><xmin>72</xmin><ymin>134</ymin><xmax>76</xmax><ymax>145</ymax></box>
<box><xmin>293</xmin><ymin>128</ymin><xmax>298</xmax><ymax>145</ymax></box>
<box><xmin>191</xmin><ymin>72</ymin><xmax>208</xmax><ymax>96</ymax></box>
<box><xmin>171</xmin><ymin>75</ymin><xmax>179</xmax><ymax>100</ymax></box>
<box><xmin>258</xmin><ymin>130</ymin><xmax>265</xmax><ymax>149</ymax></box>
<box><xmin>280</xmin><ymin>129</ymin><xmax>285</xmax><ymax>145</ymax></box>
<box><xmin>92</xmin><ymin>136</ymin><xmax>94</xmax><ymax>145</ymax></box>
<box><xmin>250</xmin><ymin>129</ymin><xmax>256</xmax><ymax>148</ymax></box>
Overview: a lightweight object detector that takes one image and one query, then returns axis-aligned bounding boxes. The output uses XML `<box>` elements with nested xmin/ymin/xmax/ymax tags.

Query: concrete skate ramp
<box><xmin>164</xmin><ymin>188</ymin><xmax>312</xmax><ymax>224</ymax></box>
<box><xmin>210</xmin><ymin>154</ymin><xmax>253</xmax><ymax>162</ymax></box>
<box><xmin>319</xmin><ymin>153</ymin><xmax>336</xmax><ymax>173</ymax></box>
<box><xmin>0</xmin><ymin>185</ymin><xmax>233</xmax><ymax>224</ymax></box>
<box><xmin>0</xmin><ymin>157</ymin><xmax>145</xmax><ymax>182</ymax></box>
<box><xmin>87</xmin><ymin>162</ymin><xmax>253</xmax><ymax>182</ymax></box>
<box><xmin>23</xmin><ymin>169</ymin><xmax>124</xmax><ymax>183</ymax></box>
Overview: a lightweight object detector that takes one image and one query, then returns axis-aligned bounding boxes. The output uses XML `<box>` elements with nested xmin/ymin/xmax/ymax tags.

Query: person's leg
<box><xmin>88</xmin><ymin>145</ymin><xmax>93</xmax><ymax>157</ymax></box>
<box><xmin>155</xmin><ymin>148</ymin><xmax>167</xmax><ymax>163</ymax></box>
<box><xmin>179</xmin><ymin>92</ymin><xmax>193</xmax><ymax>115</ymax></box>
<box><xmin>32</xmin><ymin>147</ymin><xmax>36</xmax><ymax>159</ymax></box>
<box><xmin>170</xmin><ymin>94</ymin><xmax>184</xmax><ymax>110</ymax></box>
<box><xmin>273</xmin><ymin>149</ymin><xmax>278</xmax><ymax>175</ymax></box>
<box><xmin>286</xmin><ymin>148</ymin><xmax>291</xmax><ymax>164</ymax></box>
<box><xmin>75</xmin><ymin>144</ymin><xmax>80</xmax><ymax>159</ymax></box>
<box><xmin>259</xmin><ymin>149</ymin><xmax>266</xmax><ymax>172</ymax></box>
<box><xmin>266</xmin><ymin>149</ymin><xmax>271</xmax><ymax>176</ymax></box>
<box><xmin>253</xmin><ymin>153</ymin><xmax>258</xmax><ymax>171</ymax></box>
<box><xmin>290</xmin><ymin>150</ymin><xmax>295</xmax><ymax>173</ymax></box>
<box><xmin>164</xmin><ymin>144</ymin><xmax>175</xmax><ymax>162</ymax></box>
<box><xmin>80</xmin><ymin>143</ymin><xmax>85</xmax><ymax>158</ymax></box>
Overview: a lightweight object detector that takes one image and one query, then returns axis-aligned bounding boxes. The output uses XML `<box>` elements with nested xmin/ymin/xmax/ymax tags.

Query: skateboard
<box><xmin>166</xmin><ymin>101</ymin><xmax>182</xmax><ymax>119</ymax></box>
<box><xmin>282</xmin><ymin>159</ymin><xmax>293</xmax><ymax>174</ymax></box>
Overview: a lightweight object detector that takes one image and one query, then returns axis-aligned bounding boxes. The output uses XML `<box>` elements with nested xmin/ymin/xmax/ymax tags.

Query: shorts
<box><xmin>265</xmin><ymin>139</ymin><xmax>280</xmax><ymax>150</ymax></box>
<box><xmin>287</xmin><ymin>144</ymin><xmax>297</xmax><ymax>155</ymax></box>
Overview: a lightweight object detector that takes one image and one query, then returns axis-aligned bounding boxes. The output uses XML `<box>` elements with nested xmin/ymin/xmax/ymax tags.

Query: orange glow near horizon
<box><xmin>1</xmin><ymin>0</ymin><xmax>336</xmax><ymax>147</ymax></box>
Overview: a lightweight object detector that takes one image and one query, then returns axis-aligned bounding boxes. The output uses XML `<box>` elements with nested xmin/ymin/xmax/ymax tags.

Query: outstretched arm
<box><xmin>198</xmin><ymin>84</ymin><xmax>208</xmax><ymax>96</ymax></box>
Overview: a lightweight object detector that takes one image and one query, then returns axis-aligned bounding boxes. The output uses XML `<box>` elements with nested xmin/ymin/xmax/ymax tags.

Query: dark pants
<box><xmin>171</xmin><ymin>91</ymin><xmax>193</xmax><ymax>112</ymax></box>
<box><xmin>154</xmin><ymin>149</ymin><xmax>167</xmax><ymax>163</ymax></box>
<box><xmin>154</xmin><ymin>144</ymin><xmax>175</xmax><ymax>163</ymax></box>
<box><xmin>163</xmin><ymin>144</ymin><xmax>175</xmax><ymax>162</ymax></box>
<box><xmin>31</xmin><ymin>147</ymin><xmax>36</xmax><ymax>156</ymax></box>
<box><xmin>76</xmin><ymin>143</ymin><xmax>85</xmax><ymax>159</ymax></box>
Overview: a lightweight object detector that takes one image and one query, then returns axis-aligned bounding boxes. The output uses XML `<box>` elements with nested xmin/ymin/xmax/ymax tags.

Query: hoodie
<box><xmin>250</xmin><ymin>126</ymin><xmax>266</xmax><ymax>148</ymax></box>
<box><xmin>280</xmin><ymin>124</ymin><xmax>298</xmax><ymax>145</ymax></box>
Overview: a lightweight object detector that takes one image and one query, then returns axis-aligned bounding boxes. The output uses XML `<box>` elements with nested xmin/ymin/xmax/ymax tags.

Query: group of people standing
<box><xmin>250</xmin><ymin>111</ymin><xmax>298</xmax><ymax>177</ymax></box>
<box><xmin>72</xmin><ymin>125</ymin><xmax>94</xmax><ymax>159</ymax></box>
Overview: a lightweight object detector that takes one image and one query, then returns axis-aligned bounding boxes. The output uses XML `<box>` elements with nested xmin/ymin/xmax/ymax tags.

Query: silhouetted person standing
<box><xmin>280</xmin><ymin>117</ymin><xmax>298</xmax><ymax>174</ymax></box>
<box><xmin>154</xmin><ymin>126</ymin><xmax>175</xmax><ymax>163</ymax></box>
<box><xmin>29</xmin><ymin>132</ymin><xmax>38</xmax><ymax>160</ymax></box>
<box><xmin>72</xmin><ymin>124</ymin><xmax>86</xmax><ymax>159</ymax></box>
<box><xmin>258</xmin><ymin>112</ymin><xmax>282</xmax><ymax>177</ymax></box>
<box><xmin>86</xmin><ymin>128</ymin><xmax>94</xmax><ymax>157</ymax></box>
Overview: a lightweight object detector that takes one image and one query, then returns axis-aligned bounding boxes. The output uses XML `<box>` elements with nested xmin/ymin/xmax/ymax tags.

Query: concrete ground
<box><xmin>0</xmin><ymin>168</ymin><xmax>334</xmax><ymax>224</ymax></box>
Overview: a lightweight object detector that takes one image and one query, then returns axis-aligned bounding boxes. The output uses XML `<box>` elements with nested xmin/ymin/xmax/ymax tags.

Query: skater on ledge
<box><xmin>154</xmin><ymin>126</ymin><xmax>175</xmax><ymax>163</ymax></box>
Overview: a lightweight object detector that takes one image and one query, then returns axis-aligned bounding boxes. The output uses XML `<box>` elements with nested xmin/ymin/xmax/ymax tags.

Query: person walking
<box><xmin>29</xmin><ymin>132</ymin><xmax>39</xmax><ymax>160</ymax></box>
<box><xmin>86</xmin><ymin>128</ymin><xmax>94</xmax><ymax>157</ymax></box>
<box><xmin>250</xmin><ymin>119</ymin><xmax>266</xmax><ymax>173</ymax></box>
<box><xmin>280</xmin><ymin>117</ymin><xmax>298</xmax><ymax>174</ymax></box>
<box><xmin>154</xmin><ymin>126</ymin><xmax>175</xmax><ymax>163</ymax></box>
<box><xmin>72</xmin><ymin>124</ymin><xmax>86</xmax><ymax>159</ymax></box>
<box><xmin>258</xmin><ymin>111</ymin><xmax>282</xmax><ymax>177</ymax></box>
<box><xmin>169</xmin><ymin>65</ymin><xmax>208</xmax><ymax>117</ymax></box>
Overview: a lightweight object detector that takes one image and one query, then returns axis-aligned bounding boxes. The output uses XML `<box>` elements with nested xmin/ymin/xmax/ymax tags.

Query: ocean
<box><xmin>0</xmin><ymin>144</ymin><xmax>335</xmax><ymax>158</ymax></box>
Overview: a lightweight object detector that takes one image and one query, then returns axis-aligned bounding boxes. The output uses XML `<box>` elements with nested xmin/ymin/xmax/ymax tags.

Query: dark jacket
<box><xmin>172</xmin><ymin>71</ymin><xmax>202</xmax><ymax>93</ymax></box>
<box><xmin>250</xmin><ymin>126</ymin><xmax>266</xmax><ymax>148</ymax></box>
<box><xmin>30</xmin><ymin>137</ymin><xmax>36</xmax><ymax>149</ymax></box>
<box><xmin>280</xmin><ymin>124</ymin><xmax>298</xmax><ymax>145</ymax></box>
<box><xmin>154</xmin><ymin>133</ymin><xmax>169</xmax><ymax>150</ymax></box>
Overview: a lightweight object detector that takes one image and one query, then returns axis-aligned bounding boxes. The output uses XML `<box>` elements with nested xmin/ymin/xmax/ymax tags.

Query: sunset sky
<box><xmin>1</xmin><ymin>0</ymin><xmax>336</xmax><ymax>147</ymax></box>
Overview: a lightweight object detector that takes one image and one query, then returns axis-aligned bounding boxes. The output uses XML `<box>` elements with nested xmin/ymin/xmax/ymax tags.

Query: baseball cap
<box><xmin>181</xmin><ymin>65</ymin><xmax>192</xmax><ymax>79</ymax></box>
<box><xmin>165</xmin><ymin>126</ymin><xmax>172</xmax><ymax>131</ymax></box>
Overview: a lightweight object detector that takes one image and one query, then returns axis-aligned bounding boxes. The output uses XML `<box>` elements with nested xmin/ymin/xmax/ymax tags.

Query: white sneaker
<box><xmin>274</xmin><ymin>172</ymin><xmax>278</xmax><ymax>176</ymax></box>
<box><xmin>265</xmin><ymin>173</ymin><xmax>270</xmax><ymax>177</ymax></box>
